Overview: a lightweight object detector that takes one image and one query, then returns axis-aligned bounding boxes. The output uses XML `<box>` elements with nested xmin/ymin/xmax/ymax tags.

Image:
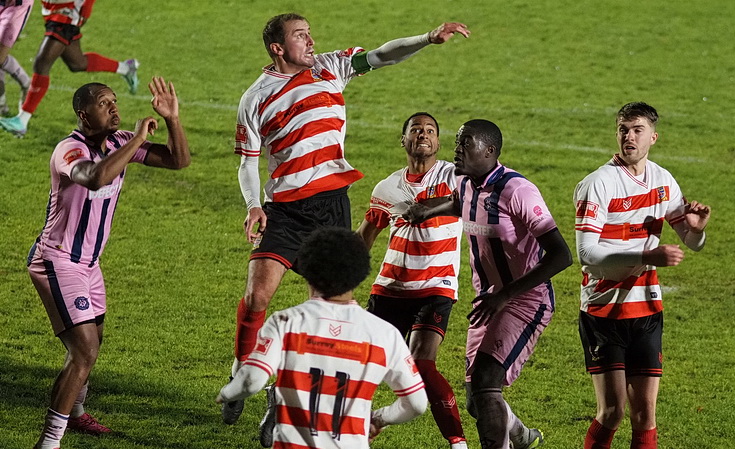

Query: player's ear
<box><xmin>650</xmin><ymin>131</ymin><xmax>658</xmax><ymax>145</ymax></box>
<box><xmin>270</xmin><ymin>42</ymin><xmax>284</xmax><ymax>57</ymax></box>
<box><xmin>400</xmin><ymin>135</ymin><xmax>407</xmax><ymax>148</ymax></box>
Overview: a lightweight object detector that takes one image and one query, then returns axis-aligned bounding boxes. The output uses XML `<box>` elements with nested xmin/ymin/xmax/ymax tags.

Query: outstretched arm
<box><xmin>403</xmin><ymin>195</ymin><xmax>460</xmax><ymax>224</ymax></box>
<box><xmin>142</xmin><ymin>77</ymin><xmax>191</xmax><ymax>170</ymax></box>
<box><xmin>369</xmin><ymin>388</ymin><xmax>427</xmax><ymax>442</ymax></box>
<box><xmin>358</xmin><ymin>22</ymin><xmax>470</xmax><ymax>70</ymax></box>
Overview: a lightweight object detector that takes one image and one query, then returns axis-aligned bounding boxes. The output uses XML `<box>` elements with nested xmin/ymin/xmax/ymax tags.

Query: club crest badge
<box><xmin>74</xmin><ymin>296</ymin><xmax>90</xmax><ymax>311</ymax></box>
<box><xmin>656</xmin><ymin>186</ymin><xmax>668</xmax><ymax>201</ymax></box>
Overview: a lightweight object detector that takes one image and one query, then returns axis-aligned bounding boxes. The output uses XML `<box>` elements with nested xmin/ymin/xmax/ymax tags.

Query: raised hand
<box><xmin>428</xmin><ymin>22</ymin><xmax>471</xmax><ymax>44</ymax></box>
<box><xmin>685</xmin><ymin>200</ymin><xmax>711</xmax><ymax>233</ymax></box>
<box><xmin>149</xmin><ymin>76</ymin><xmax>179</xmax><ymax>120</ymax></box>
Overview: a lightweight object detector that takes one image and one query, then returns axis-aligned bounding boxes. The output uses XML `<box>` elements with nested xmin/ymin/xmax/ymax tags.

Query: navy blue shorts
<box><xmin>367</xmin><ymin>294</ymin><xmax>454</xmax><ymax>340</ymax></box>
<box><xmin>251</xmin><ymin>187</ymin><xmax>351</xmax><ymax>273</ymax></box>
<box><xmin>579</xmin><ymin>311</ymin><xmax>663</xmax><ymax>377</ymax></box>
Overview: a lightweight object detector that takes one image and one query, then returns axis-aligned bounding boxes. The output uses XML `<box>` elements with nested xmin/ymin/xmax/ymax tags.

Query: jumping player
<box><xmin>223</xmin><ymin>12</ymin><xmax>470</xmax><ymax>425</ymax></box>
<box><xmin>28</xmin><ymin>77</ymin><xmax>190</xmax><ymax>449</ymax></box>
<box><xmin>217</xmin><ymin>227</ymin><xmax>428</xmax><ymax>449</ymax></box>
<box><xmin>574</xmin><ymin>102</ymin><xmax>711</xmax><ymax>449</ymax></box>
<box><xmin>0</xmin><ymin>0</ymin><xmax>138</xmax><ymax>137</ymax></box>
<box><xmin>405</xmin><ymin>119</ymin><xmax>572</xmax><ymax>449</ymax></box>
<box><xmin>0</xmin><ymin>0</ymin><xmax>33</xmax><ymax>116</ymax></box>
<box><xmin>355</xmin><ymin>112</ymin><xmax>468</xmax><ymax>449</ymax></box>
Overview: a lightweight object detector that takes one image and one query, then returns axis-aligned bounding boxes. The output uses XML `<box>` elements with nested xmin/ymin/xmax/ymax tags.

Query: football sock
<box><xmin>584</xmin><ymin>419</ymin><xmax>616</xmax><ymax>449</ymax></box>
<box><xmin>70</xmin><ymin>382</ymin><xmax>88</xmax><ymax>418</ymax></box>
<box><xmin>472</xmin><ymin>387</ymin><xmax>509</xmax><ymax>449</ymax></box>
<box><xmin>234</xmin><ymin>298</ymin><xmax>266</xmax><ymax>361</ymax></box>
<box><xmin>449</xmin><ymin>440</ymin><xmax>468</xmax><ymax>449</ymax></box>
<box><xmin>22</xmin><ymin>73</ymin><xmax>49</xmax><ymax>115</ymax></box>
<box><xmin>84</xmin><ymin>53</ymin><xmax>119</xmax><ymax>73</ymax></box>
<box><xmin>37</xmin><ymin>408</ymin><xmax>68</xmax><ymax>448</ymax></box>
<box><xmin>415</xmin><ymin>359</ymin><xmax>465</xmax><ymax>443</ymax></box>
<box><xmin>505</xmin><ymin>400</ymin><xmax>532</xmax><ymax>447</ymax></box>
<box><xmin>1</xmin><ymin>55</ymin><xmax>31</xmax><ymax>88</ymax></box>
<box><xmin>631</xmin><ymin>428</ymin><xmax>657</xmax><ymax>449</ymax></box>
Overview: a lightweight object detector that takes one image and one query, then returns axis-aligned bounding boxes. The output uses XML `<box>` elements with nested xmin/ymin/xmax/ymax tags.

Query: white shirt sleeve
<box><xmin>238</xmin><ymin>156</ymin><xmax>262</xmax><ymax>209</ymax></box>
<box><xmin>366</xmin><ymin>33</ymin><xmax>431</xmax><ymax>68</ymax></box>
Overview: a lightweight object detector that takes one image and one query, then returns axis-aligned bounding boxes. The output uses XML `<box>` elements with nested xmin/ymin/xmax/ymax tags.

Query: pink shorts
<box><xmin>0</xmin><ymin>0</ymin><xmax>33</xmax><ymax>48</ymax></box>
<box><xmin>465</xmin><ymin>298</ymin><xmax>552</xmax><ymax>386</ymax></box>
<box><xmin>28</xmin><ymin>248</ymin><xmax>107</xmax><ymax>336</ymax></box>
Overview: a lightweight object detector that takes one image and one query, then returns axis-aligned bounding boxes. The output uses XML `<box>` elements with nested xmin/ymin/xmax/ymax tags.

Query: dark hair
<box><xmin>463</xmin><ymin>119</ymin><xmax>503</xmax><ymax>151</ymax></box>
<box><xmin>297</xmin><ymin>227</ymin><xmax>370</xmax><ymax>298</ymax></box>
<box><xmin>72</xmin><ymin>83</ymin><xmax>108</xmax><ymax>112</ymax></box>
<box><xmin>617</xmin><ymin>102</ymin><xmax>658</xmax><ymax>127</ymax></box>
<box><xmin>263</xmin><ymin>13</ymin><xmax>308</xmax><ymax>57</ymax></box>
<box><xmin>402</xmin><ymin>112</ymin><xmax>440</xmax><ymax>136</ymax></box>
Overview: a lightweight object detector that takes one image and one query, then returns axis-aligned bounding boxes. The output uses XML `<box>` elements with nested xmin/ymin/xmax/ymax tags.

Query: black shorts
<box><xmin>45</xmin><ymin>21</ymin><xmax>82</xmax><ymax>45</ymax></box>
<box><xmin>251</xmin><ymin>187</ymin><xmax>351</xmax><ymax>273</ymax></box>
<box><xmin>367</xmin><ymin>294</ymin><xmax>454</xmax><ymax>340</ymax></box>
<box><xmin>579</xmin><ymin>311</ymin><xmax>663</xmax><ymax>377</ymax></box>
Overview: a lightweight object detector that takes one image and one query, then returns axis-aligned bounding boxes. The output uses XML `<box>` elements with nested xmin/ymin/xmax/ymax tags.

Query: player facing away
<box><xmin>217</xmin><ymin>227</ymin><xmax>428</xmax><ymax>449</ymax></box>
<box><xmin>405</xmin><ymin>120</ymin><xmax>573</xmax><ymax>449</ymax></box>
<box><xmin>0</xmin><ymin>0</ymin><xmax>138</xmax><ymax>137</ymax></box>
<box><xmin>574</xmin><ymin>102</ymin><xmax>711</xmax><ymax>449</ymax></box>
<box><xmin>355</xmin><ymin>112</ymin><xmax>468</xmax><ymax>449</ymax></box>
<box><xmin>223</xmin><ymin>12</ymin><xmax>470</xmax><ymax>425</ymax></box>
<box><xmin>0</xmin><ymin>0</ymin><xmax>33</xmax><ymax>116</ymax></box>
<box><xmin>27</xmin><ymin>77</ymin><xmax>190</xmax><ymax>449</ymax></box>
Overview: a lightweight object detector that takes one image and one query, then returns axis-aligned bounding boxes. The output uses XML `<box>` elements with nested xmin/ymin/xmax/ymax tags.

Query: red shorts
<box><xmin>28</xmin><ymin>247</ymin><xmax>106</xmax><ymax>336</ymax></box>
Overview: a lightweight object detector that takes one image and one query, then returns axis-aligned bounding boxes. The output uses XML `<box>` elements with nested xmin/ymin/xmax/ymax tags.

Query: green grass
<box><xmin>1</xmin><ymin>0</ymin><xmax>734</xmax><ymax>448</ymax></box>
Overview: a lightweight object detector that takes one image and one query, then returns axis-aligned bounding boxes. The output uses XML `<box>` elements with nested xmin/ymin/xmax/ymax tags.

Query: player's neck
<box><xmin>273</xmin><ymin>60</ymin><xmax>312</xmax><ymax>75</ymax></box>
<box><xmin>309</xmin><ymin>287</ymin><xmax>354</xmax><ymax>304</ymax></box>
<box><xmin>80</xmin><ymin>128</ymin><xmax>110</xmax><ymax>152</ymax></box>
<box><xmin>407</xmin><ymin>157</ymin><xmax>437</xmax><ymax>175</ymax></box>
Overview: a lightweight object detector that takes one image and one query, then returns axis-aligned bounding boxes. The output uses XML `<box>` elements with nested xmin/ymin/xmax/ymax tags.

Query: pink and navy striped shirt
<box><xmin>456</xmin><ymin>163</ymin><xmax>559</xmax><ymax>308</ymax></box>
<box><xmin>30</xmin><ymin>129</ymin><xmax>150</xmax><ymax>266</ymax></box>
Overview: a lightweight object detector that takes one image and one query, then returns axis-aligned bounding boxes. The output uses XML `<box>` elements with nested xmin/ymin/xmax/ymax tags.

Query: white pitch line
<box><xmin>44</xmin><ymin>84</ymin><xmax>709</xmax><ymax>163</ymax></box>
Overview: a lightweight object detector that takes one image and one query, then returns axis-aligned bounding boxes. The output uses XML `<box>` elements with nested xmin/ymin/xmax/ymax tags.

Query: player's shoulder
<box><xmin>577</xmin><ymin>160</ymin><xmax>617</xmax><ymax>187</ymax></box>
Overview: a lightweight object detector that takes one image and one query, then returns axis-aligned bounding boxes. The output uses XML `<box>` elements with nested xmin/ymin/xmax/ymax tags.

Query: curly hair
<box><xmin>72</xmin><ymin>83</ymin><xmax>108</xmax><ymax>113</ymax></box>
<box><xmin>297</xmin><ymin>227</ymin><xmax>370</xmax><ymax>298</ymax></box>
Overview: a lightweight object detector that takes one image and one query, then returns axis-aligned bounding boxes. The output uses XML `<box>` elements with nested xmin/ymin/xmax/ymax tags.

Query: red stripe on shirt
<box><xmin>388</xmin><ymin>235</ymin><xmax>457</xmax><ymax>256</ymax></box>
<box><xmin>600</xmin><ymin>218</ymin><xmax>663</xmax><ymax>240</ymax></box>
<box><xmin>271</xmin><ymin>144</ymin><xmax>343</xmax><ymax>179</ymax></box>
<box><xmin>379</xmin><ymin>263</ymin><xmax>455</xmax><ymax>283</ymax></box>
<box><xmin>608</xmin><ymin>186</ymin><xmax>670</xmax><ymax>213</ymax></box>
<box><xmin>414</xmin><ymin>183</ymin><xmax>454</xmax><ymax>202</ymax></box>
<box><xmin>269</xmin><ymin>118</ymin><xmax>345</xmax><ymax>155</ymax></box>
<box><xmin>370</xmin><ymin>284</ymin><xmax>456</xmax><ymax>300</ymax></box>
<box><xmin>272</xmin><ymin>170</ymin><xmax>364</xmax><ymax>202</ymax></box>
<box><xmin>282</xmin><ymin>332</ymin><xmax>387</xmax><ymax>366</ymax></box>
<box><xmin>278</xmin><ymin>404</ymin><xmax>366</xmax><ymax>435</ymax></box>
<box><xmin>593</xmin><ymin>269</ymin><xmax>658</xmax><ymax>294</ymax></box>
<box><xmin>575</xmin><ymin>224</ymin><xmax>603</xmax><ymax>234</ymax></box>
<box><xmin>261</xmin><ymin>92</ymin><xmax>345</xmax><ymax>137</ymax></box>
<box><xmin>258</xmin><ymin>69</ymin><xmax>326</xmax><ymax>115</ymax></box>
<box><xmin>277</xmin><ymin>369</ymin><xmax>378</xmax><ymax>400</ymax></box>
<box><xmin>394</xmin><ymin>216</ymin><xmax>459</xmax><ymax>229</ymax></box>
<box><xmin>587</xmin><ymin>299</ymin><xmax>663</xmax><ymax>320</ymax></box>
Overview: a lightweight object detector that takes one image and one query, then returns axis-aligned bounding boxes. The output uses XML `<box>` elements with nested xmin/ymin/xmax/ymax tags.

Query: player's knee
<box><xmin>598</xmin><ymin>405</ymin><xmax>625</xmax><ymax>428</ymax></box>
<box><xmin>471</xmin><ymin>353</ymin><xmax>505</xmax><ymax>389</ymax></box>
<box><xmin>244</xmin><ymin>291</ymin><xmax>271</xmax><ymax>312</ymax></box>
<box><xmin>68</xmin><ymin>345</ymin><xmax>99</xmax><ymax>370</ymax></box>
<box><xmin>465</xmin><ymin>382</ymin><xmax>478</xmax><ymax>418</ymax></box>
<box><xmin>67</xmin><ymin>62</ymin><xmax>87</xmax><ymax>73</ymax></box>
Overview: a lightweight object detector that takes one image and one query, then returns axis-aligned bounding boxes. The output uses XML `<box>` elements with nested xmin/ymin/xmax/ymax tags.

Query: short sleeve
<box><xmin>234</xmin><ymin>92</ymin><xmax>262</xmax><ymax>158</ymax></box>
<box><xmin>509</xmin><ymin>182</ymin><xmax>558</xmax><ymax>237</ymax></box>
<box><xmin>380</xmin><ymin>326</ymin><xmax>424</xmax><ymax>394</ymax></box>
<box><xmin>574</xmin><ymin>175</ymin><xmax>608</xmax><ymax>235</ymax></box>
<box><xmin>243</xmin><ymin>315</ymin><xmax>283</xmax><ymax>377</ymax></box>
<box><xmin>664</xmin><ymin>175</ymin><xmax>687</xmax><ymax>226</ymax></box>
<box><xmin>54</xmin><ymin>144</ymin><xmax>92</xmax><ymax>179</ymax></box>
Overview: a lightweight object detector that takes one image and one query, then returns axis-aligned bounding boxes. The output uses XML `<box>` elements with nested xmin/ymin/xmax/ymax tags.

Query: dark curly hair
<box><xmin>297</xmin><ymin>227</ymin><xmax>370</xmax><ymax>298</ymax></box>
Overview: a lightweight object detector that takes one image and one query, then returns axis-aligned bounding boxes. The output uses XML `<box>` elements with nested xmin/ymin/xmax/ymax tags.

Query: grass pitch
<box><xmin>1</xmin><ymin>1</ymin><xmax>734</xmax><ymax>448</ymax></box>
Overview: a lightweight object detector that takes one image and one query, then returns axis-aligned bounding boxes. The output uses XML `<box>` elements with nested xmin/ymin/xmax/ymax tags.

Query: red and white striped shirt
<box><xmin>574</xmin><ymin>155</ymin><xmax>687</xmax><ymax>319</ymax></box>
<box><xmin>245</xmin><ymin>298</ymin><xmax>425</xmax><ymax>449</ymax></box>
<box><xmin>41</xmin><ymin>0</ymin><xmax>93</xmax><ymax>26</ymax></box>
<box><xmin>364</xmin><ymin>160</ymin><xmax>461</xmax><ymax>300</ymax></box>
<box><xmin>235</xmin><ymin>48</ymin><xmax>367</xmax><ymax>203</ymax></box>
